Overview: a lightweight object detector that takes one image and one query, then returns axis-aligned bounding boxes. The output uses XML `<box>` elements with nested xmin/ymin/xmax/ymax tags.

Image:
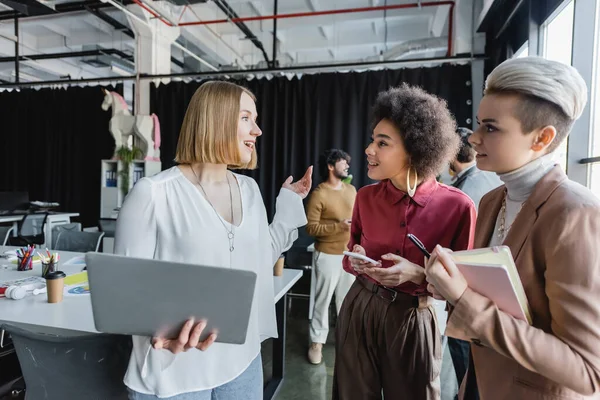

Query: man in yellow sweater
<box><xmin>306</xmin><ymin>149</ymin><xmax>357</xmax><ymax>364</ymax></box>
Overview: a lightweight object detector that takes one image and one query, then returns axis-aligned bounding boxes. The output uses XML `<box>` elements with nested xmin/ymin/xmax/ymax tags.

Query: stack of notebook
<box><xmin>451</xmin><ymin>246</ymin><xmax>532</xmax><ymax>324</ymax></box>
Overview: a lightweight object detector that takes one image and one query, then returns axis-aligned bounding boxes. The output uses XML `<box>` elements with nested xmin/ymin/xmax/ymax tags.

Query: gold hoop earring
<box><xmin>406</xmin><ymin>167</ymin><xmax>418</xmax><ymax>197</ymax></box>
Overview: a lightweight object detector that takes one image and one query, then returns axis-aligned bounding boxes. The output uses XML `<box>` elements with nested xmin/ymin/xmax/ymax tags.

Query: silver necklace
<box><xmin>190</xmin><ymin>166</ymin><xmax>235</xmax><ymax>255</ymax></box>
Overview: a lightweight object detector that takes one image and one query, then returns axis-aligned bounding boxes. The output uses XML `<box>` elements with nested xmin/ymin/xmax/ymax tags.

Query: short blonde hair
<box><xmin>175</xmin><ymin>81</ymin><xmax>258</xmax><ymax>169</ymax></box>
<box><xmin>484</xmin><ymin>56</ymin><xmax>588</xmax><ymax>151</ymax></box>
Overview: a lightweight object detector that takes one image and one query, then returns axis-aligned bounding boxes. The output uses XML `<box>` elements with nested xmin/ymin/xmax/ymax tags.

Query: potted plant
<box><xmin>115</xmin><ymin>145</ymin><xmax>143</xmax><ymax>198</ymax></box>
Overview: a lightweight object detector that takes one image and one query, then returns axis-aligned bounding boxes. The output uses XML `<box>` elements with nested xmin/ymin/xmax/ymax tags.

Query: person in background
<box><xmin>447</xmin><ymin>127</ymin><xmax>501</xmax><ymax>396</ymax></box>
<box><xmin>115</xmin><ymin>81</ymin><xmax>312</xmax><ymax>400</ymax></box>
<box><xmin>450</xmin><ymin>127</ymin><xmax>502</xmax><ymax>209</ymax></box>
<box><xmin>333</xmin><ymin>83</ymin><xmax>477</xmax><ymax>400</ymax></box>
<box><xmin>305</xmin><ymin>149</ymin><xmax>357</xmax><ymax>365</ymax></box>
<box><xmin>426</xmin><ymin>56</ymin><xmax>600</xmax><ymax>400</ymax></box>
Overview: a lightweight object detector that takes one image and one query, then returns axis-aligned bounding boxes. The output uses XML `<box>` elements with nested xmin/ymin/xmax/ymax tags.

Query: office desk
<box><xmin>0</xmin><ymin>247</ymin><xmax>302</xmax><ymax>397</ymax></box>
<box><xmin>0</xmin><ymin>249</ymin><xmax>92</xmax><ymax>336</ymax></box>
<box><xmin>266</xmin><ymin>269</ymin><xmax>302</xmax><ymax>400</ymax></box>
<box><xmin>0</xmin><ymin>213</ymin><xmax>80</xmax><ymax>249</ymax></box>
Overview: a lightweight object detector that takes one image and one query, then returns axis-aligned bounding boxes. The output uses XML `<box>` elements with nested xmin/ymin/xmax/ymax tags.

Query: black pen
<box><xmin>407</xmin><ymin>233</ymin><xmax>431</xmax><ymax>259</ymax></box>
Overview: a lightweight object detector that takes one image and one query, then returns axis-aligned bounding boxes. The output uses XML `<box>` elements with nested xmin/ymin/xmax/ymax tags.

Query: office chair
<box><xmin>51</xmin><ymin>223</ymin><xmax>82</xmax><ymax>248</ymax></box>
<box><xmin>283</xmin><ymin>226</ymin><xmax>315</xmax><ymax>319</ymax></box>
<box><xmin>0</xmin><ymin>331</ymin><xmax>24</xmax><ymax>400</ymax></box>
<box><xmin>54</xmin><ymin>231</ymin><xmax>105</xmax><ymax>253</ymax></box>
<box><xmin>98</xmin><ymin>218</ymin><xmax>117</xmax><ymax>238</ymax></box>
<box><xmin>1</xmin><ymin>324</ymin><xmax>131</xmax><ymax>400</ymax></box>
<box><xmin>0</xmin><ymin>226</ymin><xmax>13</xmax><ymax>246</ymax></box>
<box><xmin>7</xmin><ymin>213</ymin><xmax>48</xmax><ymax>247</ymax></box>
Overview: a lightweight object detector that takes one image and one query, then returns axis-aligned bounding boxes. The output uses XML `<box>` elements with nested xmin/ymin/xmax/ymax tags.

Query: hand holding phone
<box><xmin>345</xmin><ymin>245</ymin><xmax>380</xmax><ymax>274</ymax></box>
<box><xmin>343</xmin><ymin>251</ymin><xmax>379</xmax><ymax>265</ymax></box>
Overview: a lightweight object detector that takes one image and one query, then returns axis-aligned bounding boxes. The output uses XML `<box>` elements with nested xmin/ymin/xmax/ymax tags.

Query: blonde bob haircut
<box><xmin>175</xmin><ymin>80</ymin><xmax>258</xmax><ymax>169</ymax></box>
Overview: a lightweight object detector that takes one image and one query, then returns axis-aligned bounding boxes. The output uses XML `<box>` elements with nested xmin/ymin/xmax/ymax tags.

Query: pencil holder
<box><xmin>42</xmin><ymin>261</ymin><xmax>58</xmax><ymax>278</ymax></box>
<box><xmin>17</xmin><ymin>256</ymin><xmax>33</xmax><ymax>271</ymax></box>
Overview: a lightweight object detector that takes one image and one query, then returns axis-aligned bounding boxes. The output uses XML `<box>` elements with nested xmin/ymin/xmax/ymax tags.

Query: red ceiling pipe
<box><xmin>178</xmin><ymin>1</ymin><xmax>455</xmax><ymax>57</ymax></box>
<box><xmin>179</xmin><ymin>2</ymin><xmax>455</xmax><ymax>26</ymax></box>
<box><xmin>447</xmin><ymin>2</ymin><xmax>454</xmax><ymax>57</ymax></box>
<box><xmin>131</xmin><ymin>0</ymin><xmax>174</xmax><ymax>26</ymax></box>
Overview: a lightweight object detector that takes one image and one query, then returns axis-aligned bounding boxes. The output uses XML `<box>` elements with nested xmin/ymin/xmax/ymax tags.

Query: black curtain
<box><xmin>151</xmin><ymin>65</ymin><xmax>472</xmax><ymax>217</ymax></box>
<box><xmin>0</xmin><ymin>85</ymin><xmax>120</xmax><ymax>227</ymax></box>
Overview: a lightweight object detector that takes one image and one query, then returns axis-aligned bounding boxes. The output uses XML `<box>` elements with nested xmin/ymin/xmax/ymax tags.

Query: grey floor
<box><xmin>261</xmin><ymin>298</ymin><xmax>459</xmax><ymax>400</ymax></box>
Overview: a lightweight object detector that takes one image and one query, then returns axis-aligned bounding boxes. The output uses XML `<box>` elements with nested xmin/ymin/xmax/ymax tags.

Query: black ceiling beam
<box><xmin>212</xmin><ymin>0</ymin><xmax>270</xmax><ymax>66</ymax></box>
<box><xmin>0</xmin><ymin>0</ymin><xmax>189</xmax><ymax>71</ymax></box>
<box><xmin>82</xmin><ymin>5</ymin><xmax>185</xmax><ymax>69</ymax></box>
<box><xmin>84</xmin><ymin>5</ymin><xmax>135</xmax><ymax>38</ymax></box>
<box><xmin>55</xmin><ymin>0</ymin><xmax>126</xmax><ymax>13</ymax></box>
<box><xmin>494</xmin><ymin>0</ymin><xmax>526</xmax><ymax>39</ymax></box>
<box><xmin>477</xmin><ymin>0</ymin><xmax>525</xmax><ymax>34</ymax></box>
<box><xmin>0</xmin><ymin>0</ymin><xmax>55</xmax><ymax>17</ymax></box>
<box><xmin>0</xmin><ymin>0</ymin><xmax>132</xmax><ymax>20</ymax></box>
<box><xmin>0</xmin><ymin>10</ymin><xmax>22</xmax><ymax>20</ymax></box>
<box><xmin>0</xmin><ymin>48</ymin><xmax>133</xmax><ymax>63</ymax></box>
<box><xmin>170</xmin><ymin>55</ymin><xmax>185</xmax><ymax>69</ymax></box>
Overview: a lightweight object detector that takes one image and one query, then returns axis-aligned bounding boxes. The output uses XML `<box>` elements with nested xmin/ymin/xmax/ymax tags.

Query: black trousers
<box><xmin>448</xmin><ymin>337</ymin><xmax>470</xmax><ymax>390</ymax></box>
<box><xmin>448</xmin><ymin>337</ymin><xmax>480</xmax><ymax>400</ymax></box>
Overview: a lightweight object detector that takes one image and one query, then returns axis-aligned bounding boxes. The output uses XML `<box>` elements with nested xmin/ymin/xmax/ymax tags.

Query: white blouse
<box><xmin>114</xmin><ymin>166</ymin><xmax>307</xmax><ymax>398</ymax></box>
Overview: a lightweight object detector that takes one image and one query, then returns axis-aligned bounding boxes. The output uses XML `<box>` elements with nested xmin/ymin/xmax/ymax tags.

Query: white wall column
<box><xmin>454</xmin><ymin>0</ymin><xmax>473</xmax><ymax>55</ymax></box>
<box><xmin>126</xmin><ymin>5</ymin><xmax>180</xmax><ymax>115</ymax></box>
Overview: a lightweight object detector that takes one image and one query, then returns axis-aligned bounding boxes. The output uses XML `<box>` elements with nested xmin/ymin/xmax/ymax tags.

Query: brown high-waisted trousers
<box><xmin>333</xmin><ymin>276</ymin><xmax>442</xmax><ymax>400</ymax></box>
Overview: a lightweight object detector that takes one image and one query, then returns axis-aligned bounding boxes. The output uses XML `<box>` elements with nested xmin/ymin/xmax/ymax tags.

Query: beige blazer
<box><xmin>446</xmin><ymin>166</ymin><xmax>600</xmax><ymax>400</ymax></box>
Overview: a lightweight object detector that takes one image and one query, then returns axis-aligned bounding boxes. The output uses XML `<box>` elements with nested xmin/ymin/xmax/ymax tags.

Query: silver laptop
<box><xmin>85</xmin><ymin>252</ymin><xmax>257</xmax><ymax>345</ymax></box>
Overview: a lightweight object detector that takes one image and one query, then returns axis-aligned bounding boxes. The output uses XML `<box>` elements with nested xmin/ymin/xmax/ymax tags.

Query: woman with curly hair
<box><xmin>333</xmin><ymin>83</ymin><xmax>477</xmax><ymax>400</ymax></box>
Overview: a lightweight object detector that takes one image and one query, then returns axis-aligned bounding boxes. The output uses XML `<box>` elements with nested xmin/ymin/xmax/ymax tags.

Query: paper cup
<box><xmin>274</xmin><ymin>256</ymin><xmax>285</xmax><ymax>276</ymax></box>
<box><xmin>45</xmin><ymin>271</ymin><xmax>66</xmax><ymax>303</ymax></box>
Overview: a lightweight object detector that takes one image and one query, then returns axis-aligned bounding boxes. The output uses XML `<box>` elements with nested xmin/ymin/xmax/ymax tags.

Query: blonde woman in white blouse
<box><xmin>115</xmin><ymin>81</ymin><xmax>312</xmax><ymax>400</ymax></box>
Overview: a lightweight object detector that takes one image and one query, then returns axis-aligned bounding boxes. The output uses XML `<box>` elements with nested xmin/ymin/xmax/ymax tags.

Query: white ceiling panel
<box><xmin>0</xmin><ymin>0</ymin><xmax>460</xmax><ymax>82</ymax></box>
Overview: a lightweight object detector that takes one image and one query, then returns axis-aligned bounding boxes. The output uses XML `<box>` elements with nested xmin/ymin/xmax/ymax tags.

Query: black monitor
<box><xmin>0</xmin><ymin>191</ymin><xmax>30</xmax><ymax>213</ymax></box>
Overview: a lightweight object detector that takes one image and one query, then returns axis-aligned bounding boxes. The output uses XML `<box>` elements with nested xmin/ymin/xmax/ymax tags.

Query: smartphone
<box><xmin>343</xmin><ymin>251</ymin><xmax>378</xmax><ymax>265</ymax></box>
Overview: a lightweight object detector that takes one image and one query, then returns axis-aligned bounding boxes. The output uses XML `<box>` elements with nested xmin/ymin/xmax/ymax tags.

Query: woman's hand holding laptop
<box><xmin>152</xmin><ymin>318</ymin><xmax>218</xmax><ymax>353</ymax></box>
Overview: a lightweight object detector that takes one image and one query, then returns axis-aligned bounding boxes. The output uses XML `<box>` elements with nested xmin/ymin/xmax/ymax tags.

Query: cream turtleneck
<box><xmin>489</xmin><ymin>153</ymin><xmax>557</xmax><ymax>246</ymax></box>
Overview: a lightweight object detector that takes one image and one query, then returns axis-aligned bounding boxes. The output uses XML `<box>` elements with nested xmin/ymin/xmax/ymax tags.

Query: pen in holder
<box><xmin>39</xmin><ymin>251</ymin><xmax>60</xmax><ymax>278</ymax></box>
<box><xmin>17</xmin><ymin>255</ymin><xmax>33</xmax><ymax>271</ymax></box>
<box><xmin>16</xmin><ymin>245</ymin><xmax>35</xmax><ymax>271</ymax></box>
<box><xmin>42</xmin><ymin>260</ymin><xmax>58</xmax><ymax>278</ymax></box>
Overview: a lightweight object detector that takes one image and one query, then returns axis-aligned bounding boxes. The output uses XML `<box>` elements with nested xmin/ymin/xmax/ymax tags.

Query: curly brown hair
<box><xmin>371</xmin><ymin>83</ymin><xmax>459</xmax><ymax>179</ymax></box>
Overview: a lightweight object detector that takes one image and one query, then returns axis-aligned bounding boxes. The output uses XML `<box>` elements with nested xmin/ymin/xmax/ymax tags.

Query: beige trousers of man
<box><xmin>309</xmin><ymin>250</ymin><xmax>355</xmax><ymax>344</ymax></box>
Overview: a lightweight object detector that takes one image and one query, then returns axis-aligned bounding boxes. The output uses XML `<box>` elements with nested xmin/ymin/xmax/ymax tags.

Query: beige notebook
<box><xmin>451</xmin><ymin>246</ymin><xmax>532</xmax><ymax>325</ymax></box>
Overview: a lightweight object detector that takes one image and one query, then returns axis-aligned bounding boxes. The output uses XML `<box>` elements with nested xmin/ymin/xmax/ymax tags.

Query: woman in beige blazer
<box><xmin>425</xmin><ymin>56</ymin><xmax>600</xmax><ymax>400</ymax></box>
